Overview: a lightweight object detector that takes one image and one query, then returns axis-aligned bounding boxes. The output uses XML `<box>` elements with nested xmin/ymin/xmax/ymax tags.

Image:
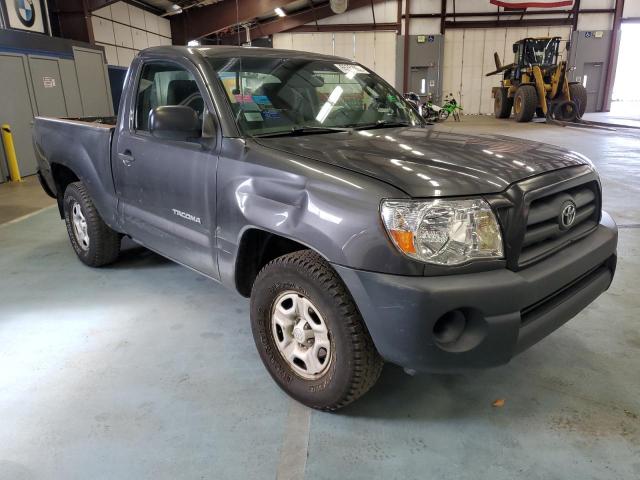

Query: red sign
<box><xmin>490</xmin><ymin>0</ymin><xmax>573</xmax><ymax>7</ymax></box>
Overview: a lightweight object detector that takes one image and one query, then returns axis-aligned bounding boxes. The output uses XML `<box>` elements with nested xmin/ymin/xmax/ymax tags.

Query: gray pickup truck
<box><xmin>33</xmin><ymin>46</ymin><xmax>618</xmax><ymax>410</ymax></box>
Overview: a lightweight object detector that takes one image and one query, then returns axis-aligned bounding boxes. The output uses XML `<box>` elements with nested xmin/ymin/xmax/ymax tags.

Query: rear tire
<box><xmin>569</xmin><ymin>83</ymin><xmax>588</xmax><ymax>118</ymax></box>
<box><xmin>494</xmin><ymin>88</ymin><xmax>512</xmax><ymax>118</ymax></box>
<box><xmin>63</xmin><ymin>182</ymin><xmax>121</xmax><ymax>267</ymax></box>
<box><xmin>513</xmin><ymin>85</ymin><xmax>537</xmax><ymax>122</ymax></box>
<box><xmin>250</xmin><ymin>250</ymin><xmax>383</xmax><ymax>411</ymax></box>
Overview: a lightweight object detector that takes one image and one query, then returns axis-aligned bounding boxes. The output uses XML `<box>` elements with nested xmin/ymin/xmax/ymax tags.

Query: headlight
<box><xmin>380</xmin><ymin>198</ymin><xmax>503</xmax><ymax>265</ymax></box>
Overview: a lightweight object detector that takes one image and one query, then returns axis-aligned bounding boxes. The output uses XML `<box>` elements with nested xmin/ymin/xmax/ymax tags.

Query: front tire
<box><xmin>513</xmin><ymin>85</ymin><xmax>537</xmax><ymax>122</ymax></box>
<box><xmin>569</xmin><ymin>83</ymin><xmax>588</xmax><ymax>118</ymax></box>
<box><xmin>63</xmin><ymin>182</ymin><xmax>121</xmax><ymax>267</ymax></box>
<box><xmin>494</xmin><ymin>88</ymin><xmax>512</xmax><ymax>118</ymax></box>
<box><xmin>250</xmin><ymin>250</ymin><xmax>383</xmax><ymax>411</ymax></box>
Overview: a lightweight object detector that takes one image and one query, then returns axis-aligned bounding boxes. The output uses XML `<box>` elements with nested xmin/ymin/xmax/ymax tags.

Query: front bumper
<box><xmin>334</xmin><ymin>212</ymin><xmax>618</xmax><ymax>372</ymax></box>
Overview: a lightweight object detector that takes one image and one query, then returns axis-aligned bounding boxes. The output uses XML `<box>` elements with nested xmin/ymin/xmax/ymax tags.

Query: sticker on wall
<box><xmin>417</xmin><ymin>35</ymin><xmax>426</xmax><ymax>44</ymax></box>
<box><xmin>428</xmin><ymin>35</ymin><xmax>435</xmax><ymax>43</ymax></box>
<box><xmin>595</xmin><ymin>31</ymin><xmax>604</xmax><ymax>38</ymax></box>
<box><xmin>585</xmin><ymin>32</ymin><xmax>592</xmax><ymax>38</ymax></box>
<box><xmin>3</xmin><ymin>0</ymin><xmax>48</xmax><ymax>34</ymax></box>
<box><xmin>42</xmin><ymin>76</ymin><xmax>56</xmax><ymax>88</ymax></box>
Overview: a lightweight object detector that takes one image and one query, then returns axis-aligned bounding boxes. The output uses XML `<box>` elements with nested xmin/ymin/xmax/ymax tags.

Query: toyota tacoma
<box><xmin>33</xmin><ymin>46</ymin><xmax>618</xmax><ymax>410</ymax></box>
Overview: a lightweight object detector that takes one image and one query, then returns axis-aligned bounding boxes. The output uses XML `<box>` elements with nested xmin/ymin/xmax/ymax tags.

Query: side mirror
<box><xmin>513</xmin><ymin>44</ymin><xmax>518</xmax><ymax>54</ymax></box>
<box><xmin>149</xmin><ymin>105</ymin><xmax>201</xmax><ymax>141</ymax></box>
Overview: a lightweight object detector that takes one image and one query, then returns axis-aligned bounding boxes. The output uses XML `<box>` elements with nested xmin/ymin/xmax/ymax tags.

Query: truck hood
<box><xmin>254</xmin><ymin>127</ymin><xmax>591</xmax><ymax>197</ymax></box>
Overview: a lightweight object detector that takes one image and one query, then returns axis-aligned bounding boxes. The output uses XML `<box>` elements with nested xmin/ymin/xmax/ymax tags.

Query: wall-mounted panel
<box><xmin>128</xmin><ymin>5</ymin><xmax>147</xmax><ymax>29</ymax></box>
<box><xmin>132</xmin><ymin>28</ymin><xmax>149</xmax><ymax>50</ymax></box>
<box><xmin>28</xmin><ymin>56</ymin><xmax>67</xmax><ymax>117</ymax></box>
<box><xmin>59</xmin><ymin>58</ymin><xmax>84</xmax><ymax>117</ymax></box>
<box><xmin>92</xmin><ymin>16</ymin><xmax>115</xmax><ymax>45</ymax></box>
<box><xmin>73</xmin><ymin>47</ymin><xmax>113</xmax><ymax>116</ymax></box>
<box><xmin>0</xmin><ymin>53</ymin><xmax>38</xmax><ymax>176</ymax></box>
<box><xmin>111</xmin><ymin>1</ymin><xmax>131</xmax><ymax>24</ymax></box>
<box><xmin>116</xmin><ymin>47</ymin><xmax>135</xmax><ymax>67</ymax></box>
<box><xmin>113</xmin><ymin>23</ymin><xmax>134</xmax><ymax>48</ymax></box>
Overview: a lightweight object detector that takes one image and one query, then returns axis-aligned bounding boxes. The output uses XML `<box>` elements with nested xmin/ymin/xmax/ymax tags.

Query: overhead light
<box><xmin>274</xmin><ymin>7</ymin><xmax>286</xmax><ymax>17</ymax></box>
<box><xmin>187</xmin><ymin>40</ymin><xmax>201</xmax><ymax>47</ymax></box>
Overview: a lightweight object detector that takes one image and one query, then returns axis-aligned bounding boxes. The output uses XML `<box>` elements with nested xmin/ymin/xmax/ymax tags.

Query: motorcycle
<box><xmin>439</xmin><ymin>93</ymin><xmax>463</xmax><ymax>122</ymax></box>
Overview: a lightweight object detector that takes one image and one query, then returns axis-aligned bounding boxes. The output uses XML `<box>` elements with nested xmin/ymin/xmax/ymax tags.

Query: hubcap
<box><xmin>271</xmin><ymin>291</ymin><xmax>331</xmax><ymax>380</ymax></box>
<box><xmin>71</xmin><ymin>201</ymin><xmax>90</xmax><ymax>250</ymax></box>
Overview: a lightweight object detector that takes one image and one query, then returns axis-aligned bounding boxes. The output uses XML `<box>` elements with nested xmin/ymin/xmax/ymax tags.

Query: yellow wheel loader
<box><xmin>486</xmin><ymin>37</ymin><xmax>587</xmax><ymax>123</ymax></box>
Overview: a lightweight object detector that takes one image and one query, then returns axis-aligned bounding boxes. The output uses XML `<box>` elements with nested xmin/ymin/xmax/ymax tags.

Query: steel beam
<box><xmin>171</xmin><ymin>0</ymin><xmax>300</xmax><ymax>45</ymax></box>
<box><xmin>215</xmin><ymin>0</ymin><xmax>388</xmax><ymax>44</ymax></box>
<box><xmin>602</xmin><ymin>0</ymin><xmax>625</xmax><ymax>111</ymax></box>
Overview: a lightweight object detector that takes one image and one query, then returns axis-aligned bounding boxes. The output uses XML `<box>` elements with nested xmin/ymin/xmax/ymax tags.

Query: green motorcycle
<box><xmin>440</xmin><ymin>94</ymin><xmax>463</xmax><ymax>122</ymax></box>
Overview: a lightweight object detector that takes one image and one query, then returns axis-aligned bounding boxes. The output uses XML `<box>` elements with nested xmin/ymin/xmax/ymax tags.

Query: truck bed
<box><xmin>33</xmin><ymin>116</ymin><xmax>119</xmax><ymax>228</ymax></box>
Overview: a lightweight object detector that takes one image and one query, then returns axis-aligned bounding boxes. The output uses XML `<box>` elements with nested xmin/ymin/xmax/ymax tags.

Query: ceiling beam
<box><xmin>288</xmin><ymin>23</ymin><xmax>399</xmax><ymax>32</ymax></box>
<box><xmin>216</xmin><ymin>0</ymin><xmax>388</xmax><ymax>44</ymax></box>
<box><xmin>444</xmin><ymin>17</ymin><xmax>573</xmax><ymax>29</ymax></box>
<box><xmin>171</xmin><ymin>0</ymin><xmax>300</xmax><ymax>45</ymax></box>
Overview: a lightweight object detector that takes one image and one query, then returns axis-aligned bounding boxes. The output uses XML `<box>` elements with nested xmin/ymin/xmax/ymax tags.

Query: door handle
<box><xmin>118</xmin><ymin>150</ymin><xmax>135</xmax><ymax>166</ymax></box>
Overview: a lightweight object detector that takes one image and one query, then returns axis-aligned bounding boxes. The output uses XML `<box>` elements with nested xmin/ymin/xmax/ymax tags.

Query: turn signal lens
<box><xmin>389</xmin><ymin>230</ymin><xmax>416</xmax><ymax>254</ymax></box>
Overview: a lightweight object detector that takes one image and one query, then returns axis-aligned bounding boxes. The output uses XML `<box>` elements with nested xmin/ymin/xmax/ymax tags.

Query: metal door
<box><xmin>0</xmin><ymin>53</ymin><xmax>38</xmax><ymax>176</ymax></box>
<box><xmin>28</xmin><ymin>56</ymin><xmax>68</xmax><ymax>117</ymax></box>
<box><xmin>59</xmin><ymin>58</ymin><xmax>84</xmax><ymax>117</ymax></box>
<box><xmin>583</xmin><ymin>62</ymin><xmax>603</xmax><ymax>112</ymax></box>
<box><xmin>72</xmin><ymin>46</ymin><xmax>114</xmax><ymax>117</ymax></box>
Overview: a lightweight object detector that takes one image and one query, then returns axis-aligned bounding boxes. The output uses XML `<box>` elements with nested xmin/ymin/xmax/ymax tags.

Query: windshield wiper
<box><xmin>253</xmin><ymin>126</ymin><xmax>352</xmax><ymax>138</ymax></box>
<box><xmin>348</xmin><ymin>120</ymin><xmax>414</xmax><ymax>130</ymax></box>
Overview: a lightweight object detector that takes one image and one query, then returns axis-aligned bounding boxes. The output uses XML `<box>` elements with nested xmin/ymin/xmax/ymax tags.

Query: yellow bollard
<box><xmin>1</xmin><ymin>124</ymin><xmax>22</xmax><ymax>182</ymax></box>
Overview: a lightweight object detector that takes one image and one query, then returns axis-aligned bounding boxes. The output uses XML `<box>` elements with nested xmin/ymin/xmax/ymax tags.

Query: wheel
<box><xmin>513</xmin><ymin>85</ymin><xmax>537</xmax><ymax>122</ymax></box>
<box><xmin>63</xmin><ymin>181</ymin><xmax>121</xmax><ymax>267</ymax></box>
<box><xmin>554</xmin><ymin>100</ymin><xmax>579</xmax><ymax>122</ymax></box>
<box><xmin>250</xmin><ymin>250</ymin><xmax>383</xmax><ymax>411</ymax></box>
<box><xmin>494</xmin><ymin>88</ymin><xmax>512</xmax><ymax>118</ymax></box>
<box><xmin>439</xmin><ymin>110</ymin><xmax>449</xmax><ymax>121</ymax></box>
<box><xmin>569</xmin><ymin>83</ymin><xmax>587</xmax><ymax>118</ymax></box>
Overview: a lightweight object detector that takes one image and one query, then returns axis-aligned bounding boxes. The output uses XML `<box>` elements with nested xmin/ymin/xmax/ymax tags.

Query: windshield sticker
<box><xmin>387</xmin><ymin>94</ymin><xmax>397</xmax><ymax>102</ymax></box>
<box><xmin>252</xmin><ymin>95</ymin><xmax>272</xmax><ymax>105</ymax></box>
<box><xmin>334</xmin><ymin>64</ymin><xmax>368</xmax><ymax>75</ymax></box>
<box><xmin>234</xmin><ymin>94</ymin><xmax>254</xmax><ymax>103</ymax></box>
<box><xmin>377</xmin><ymin>107</ymin><xmax>391</xmax><ymax>113</ymax></box>
<box><xmin>262</xmin><ymin>110</ymin><xmax>281</xmax><ymax>119</ymax></box>
<box><xmin>244</xmin><ymin>112</ymin><xmax>263</xmax><ymax>122</ymax></box>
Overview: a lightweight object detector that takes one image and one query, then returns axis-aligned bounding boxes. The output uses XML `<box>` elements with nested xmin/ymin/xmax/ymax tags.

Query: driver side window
<box><xmin>135</xmin><ymin>62</ymin><xmax>205</xmax><ymax>132</ymax></box>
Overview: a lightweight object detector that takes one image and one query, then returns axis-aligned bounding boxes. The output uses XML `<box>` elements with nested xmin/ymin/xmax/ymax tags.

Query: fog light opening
<box><xmin>433</xmin><ymin>310</ymin><xmax>467</xmax><ymax>345</ymax></box>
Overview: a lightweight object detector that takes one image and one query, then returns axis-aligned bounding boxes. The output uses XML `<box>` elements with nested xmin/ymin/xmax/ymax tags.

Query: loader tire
<box><xmin>494</xmin><ymin>88</ymin><xmax>512</xmax><ymax>118</ymax></box>
<box><xmin>569</xmin><ymin>83</ymin><xmax>588</xmax><ymax>118</ymax></box>
<box><xmin>513</xmin><ymin>85</ymin><xmax>537</xmax><ymax>123</ymax></box>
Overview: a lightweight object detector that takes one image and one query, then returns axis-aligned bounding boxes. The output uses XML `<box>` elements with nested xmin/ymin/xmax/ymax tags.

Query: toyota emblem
<box><xmin>560</xmin><ymin>201</ymin><xmax>577</xmax><ymax>230</ymax></box>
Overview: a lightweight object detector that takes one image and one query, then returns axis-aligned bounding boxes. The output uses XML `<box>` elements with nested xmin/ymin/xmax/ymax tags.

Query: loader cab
<box><xmin>513</xmin><ymin>37</ymin><xmax>560</xmax><ymax>68</ymax></box>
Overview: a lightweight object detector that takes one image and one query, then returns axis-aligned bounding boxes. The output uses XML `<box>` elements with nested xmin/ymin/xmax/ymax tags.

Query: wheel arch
<box><xmin>50</xmin><ymin>163</ymin><xmax>80</xmax><ymax>218</ymax></box>
<box><xmin>234</xmin><ymin>228</ymin><xmax>320</xmax><ymax>297</ymax></box>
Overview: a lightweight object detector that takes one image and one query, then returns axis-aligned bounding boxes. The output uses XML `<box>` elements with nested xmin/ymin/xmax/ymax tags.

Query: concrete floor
<box><xmin>0</xmin><ymin>175</ymin><xmax>55</xmax><ymax>224</ymax></box>
<box><xmin>0</xmin><ymin>116</ymin><xmax>639</xmax><ymax>480</ymax></box>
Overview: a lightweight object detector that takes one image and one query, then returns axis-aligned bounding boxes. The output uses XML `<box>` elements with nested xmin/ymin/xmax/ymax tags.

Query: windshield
<box><xmin>207</xmin><ymin>56</ymin><xmax>424</xmax><ymax>136</ymax></box>
<box><xmin>521</xmin><ymin>39</ymin><xmax>559</xmax><ymax>66</ymax></box>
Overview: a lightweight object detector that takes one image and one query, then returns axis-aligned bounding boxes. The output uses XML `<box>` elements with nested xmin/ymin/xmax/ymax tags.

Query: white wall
<box><xmin>443</xmin><ymin>26</ymin><xmax>572</xmax><ymax>115</ymax></box>
<box><xmin>91</xmin><ymin>1</ymin><xmax>172</xmax><ymax>67</ymax></box>
<box><xmin>273</xmin><ymin>31</ymin><xmax>397</xmax><ymax>86</ymax></box>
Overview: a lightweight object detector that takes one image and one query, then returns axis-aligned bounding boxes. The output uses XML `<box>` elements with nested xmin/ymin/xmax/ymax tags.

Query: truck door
<box><xmin>113</xmin><ymin>59</ymin><xmax>219</xmax><ymax>279</ymax></box>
